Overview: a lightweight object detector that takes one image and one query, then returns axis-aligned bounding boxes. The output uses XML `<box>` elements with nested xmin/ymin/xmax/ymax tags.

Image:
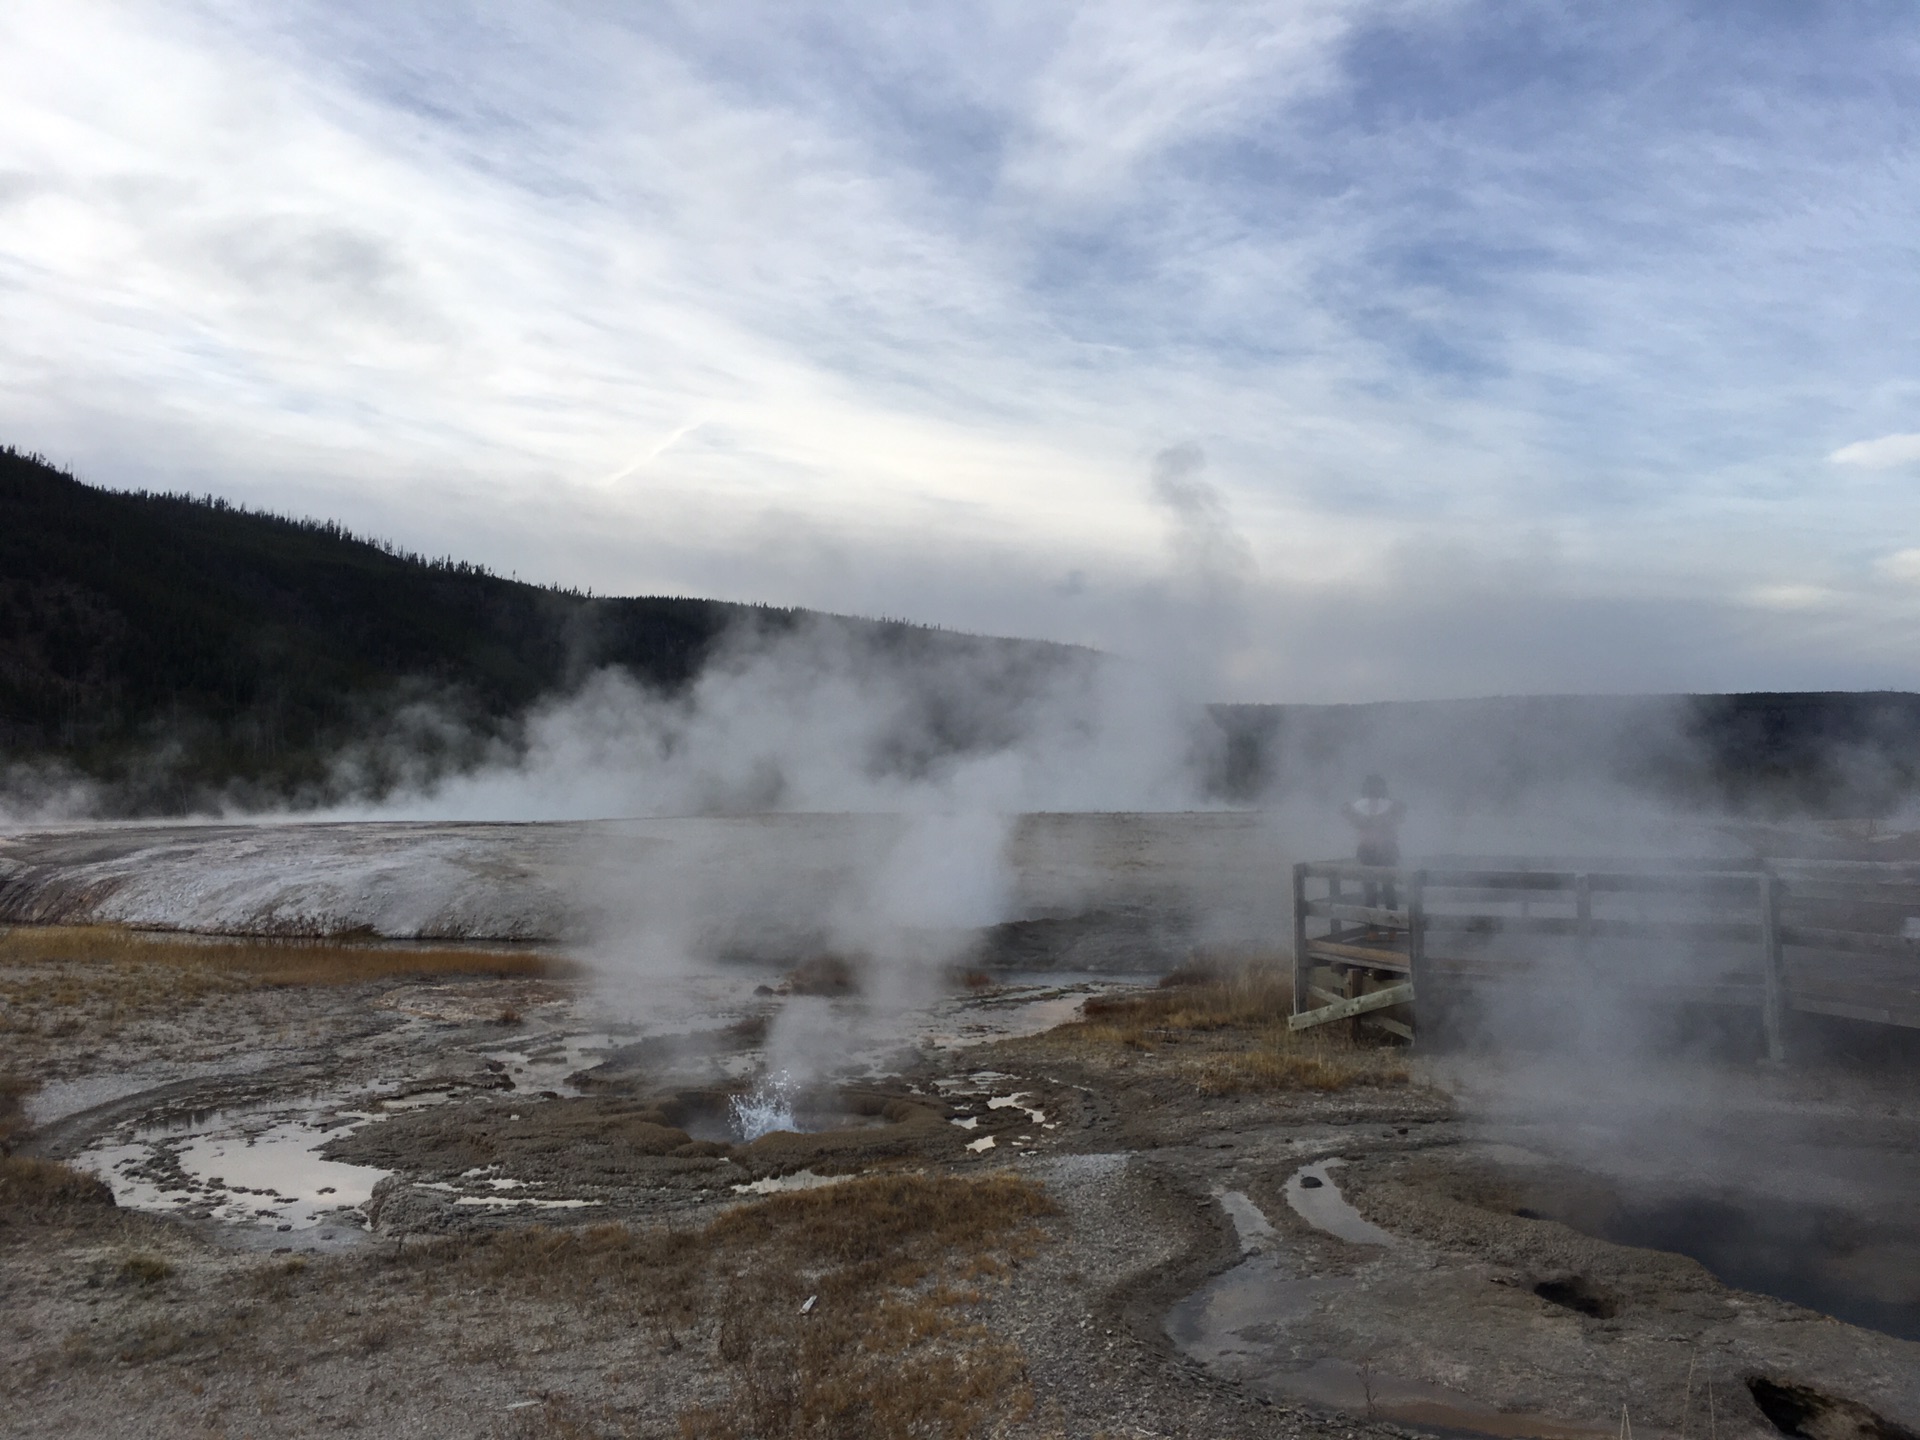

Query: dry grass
<box><xmin>0</xmin><ymin>1071</ymin><xmax>118</xmax><ymax>1215</ymax></box>
<box><xmin>115</xmin><ymin>1252</ymin><xmax>175</xmax><ymax>1286</ymax></box>
<box><xmin>0</xmin><ymin>924</ymin><xmax>578</xmax><ymax>1036</ymax></box>
<box><xmin>0</xmin><ymin>1153</ymin><xmax>116</xmax><ymax>1212</ymax></box>
<box><xmin>1076</xmin><ymin>961</ymin><xmax>1296</xmax><ymax>1043</ymax></box>
<box><xmin>0</xmin><ymin>1072</ymin><xmax>30</xmax><ymax>1147</ymax></box>
<box><xmin>0</xmin><ymin>923</ymin><xmax>573</xmax><ymax>985</ymax></box>
<box><xmin>1040</xmin><ymin>958</ymin><xmax>1412</xmax><ymax>1094</ymax></box>
<box><xmin>1183</xmin><ymin>1046</ymin><xmax>1402</xmax><ymax>1094</ymax></box>
<box><xmin>257</xmin><ymin>1173</ymin><xmax>1054</xmax><ymax>1438</ymax></box>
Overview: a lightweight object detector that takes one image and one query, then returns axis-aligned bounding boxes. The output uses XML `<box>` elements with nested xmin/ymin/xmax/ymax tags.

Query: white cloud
<box><xmin>1877</xmin><ymin>549</ymin><xmax>1920</xmax><ymax>585</ymax></box>
<box><xmin>1744</xmin><ymin>583</ymin><xmax>1837</xmax><ymax>613</ymax></box>
<box><xmin>1829</xmin><ymin>434</ymin><xmax>1920</xmax><ymax>470</ymax></box>
<box><xmin>3</xmin><ymin>3</ymin><xmax>1920</xmax><ymax>695</ymax></box>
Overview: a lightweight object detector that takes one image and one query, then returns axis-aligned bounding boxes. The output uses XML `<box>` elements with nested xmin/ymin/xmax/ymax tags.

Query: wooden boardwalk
<box><xmin>1290</xmin><ymin>856</ymin><xmax>1920</xmax><ymax>1056</ymax></box>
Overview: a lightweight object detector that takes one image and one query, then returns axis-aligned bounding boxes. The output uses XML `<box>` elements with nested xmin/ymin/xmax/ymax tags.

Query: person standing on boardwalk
<box><xmin>1343</xmin><ymin>773</ymin><xmax>1406</xmax><ymax>911</ymax></box>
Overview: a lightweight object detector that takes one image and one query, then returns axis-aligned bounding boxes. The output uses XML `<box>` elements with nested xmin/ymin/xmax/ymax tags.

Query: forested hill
<box><xmin>8</xmin><ymin>446</ymin><xmax>1916</xmax><ymax>821</ymax></box>
<box><xmin>0</xmin><ymin>447</ymin><xmax>1070</xmax><ymax>810</ymax></box>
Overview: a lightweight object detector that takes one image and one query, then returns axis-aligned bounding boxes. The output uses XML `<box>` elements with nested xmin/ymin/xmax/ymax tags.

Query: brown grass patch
<box><xmin>0</xmin><ymin>1153</ymin><xmax>116</xmax><ymax>1211</ymax></box>
<box><xmin>0</xmin><ymin>923</ymin><xmax>573</xmax><ymax>986</ymax></box>
<box><xmin>116</xmin><ymin>1252</ymin><xmax>174</xmax><ymax>1286</ymax></box>
<box><xmin>341</xmin><ymin>1173</ymin><xmax>1055</xmax><ymax>1438</ymax></box>
<box><xmin>1078</xmin><ymin>961</ymin><xmax>1295</xmax><ymax>1041</ymax></box>
<box><xmin>1184</xmin><ymin>1045</ymin><xmax>1406</xmax><ymax>1094</ymax></box>
<box><xmin>0</xmin><ymin>924</ymin><xmax>579</xmax><ymax>1033</ymax></box>
<box><xmin>683</xmin><ymin>1174</ymin><xmax>1053</xmax><ymax>1440</ymax></box>
<box><xmin>0</xmin><ymin>1072</ymin><xmax>31</xmax><ymax>1148</ymax></box>
<box><xmin>1042</xmin><ymin>960</ymin><xmax>1411</xmax><ymax>1094</ymax></box>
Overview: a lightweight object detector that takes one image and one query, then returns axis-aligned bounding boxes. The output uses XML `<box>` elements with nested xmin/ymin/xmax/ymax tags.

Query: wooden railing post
<box><xmin>1408</xmin><ymin>868</ymin><xmax>1428</xmax><ymax>1046</ymax></box>
<box><xmin>1575</xmin><ymin>873</ymin><xmax>1592</xmax><ymax>966</ymax></box>
<box><xmin>1759</xmin><ymin>871</ymin><xmax>1787</xmax><ymax>1063</ymax></box>
<box><xmin>1291</xmin><ymin>862</ymin><xmax>1309</xmax><ymax>1018</ymax></box>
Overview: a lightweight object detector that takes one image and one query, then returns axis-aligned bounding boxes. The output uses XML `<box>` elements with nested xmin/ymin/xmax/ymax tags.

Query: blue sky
<box><xmin>4</xmin><ymin>1</ymin><xmax>1919</xmax><ymax>700</ymax></box>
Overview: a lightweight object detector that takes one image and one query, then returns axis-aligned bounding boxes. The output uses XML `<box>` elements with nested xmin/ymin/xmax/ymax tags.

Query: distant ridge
<box><xmin>0</xmin><ymin>446</ymin><xmax>1077</xmax><ymax>811</ymax></box>
<box><xmin>6</xmin><ymin>447</ymin><xmax>1913</xmax><ymax>820</ymax></box>
<box><xmin>1212</xmin><ymin>691</ymin><xmax>1920</xmax><ymax>819</ymax></box>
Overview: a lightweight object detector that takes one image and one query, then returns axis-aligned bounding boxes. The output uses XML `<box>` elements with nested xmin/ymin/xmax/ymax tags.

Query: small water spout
<box><xmin>730</xmin><ymin>1071</ymin><xmax>799</xmax><ymax>1141</ymax></box>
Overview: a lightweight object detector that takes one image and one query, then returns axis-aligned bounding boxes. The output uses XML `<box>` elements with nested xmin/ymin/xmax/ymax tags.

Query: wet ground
<box><xmin>30</xmin><ymin>969</ymin><xmax>1123</xmax><ymax>1247</ymax></box>
<box><xmin>4</xmin><ymin>816</ymin><xmax>1919</xmax><ymax>1437</ymax></box>
<box><xmin>0</xmin><ymin>813</ymin><xmax>1293</xmax><ymax>962</ymax></box>
<box><xmin>6</xmin><ymin>951</ymin><xmax>1918</xmax><ymax>1439</ymax></box>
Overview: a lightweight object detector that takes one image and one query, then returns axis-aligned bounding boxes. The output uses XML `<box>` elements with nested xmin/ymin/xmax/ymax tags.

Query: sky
<box><xmin>3</xmin><ymin>0</ymin><xmax>1920</xmax><ymax>702</ymax></box>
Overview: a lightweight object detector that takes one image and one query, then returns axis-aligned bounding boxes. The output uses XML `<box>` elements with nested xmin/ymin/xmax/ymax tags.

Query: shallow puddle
<box><xmin>1285</xmin><ymin>1160</ymin><xmax>1395</xmax><ymax>1246</ymax></box>
<box><xmin>76</xmin><ymin>1097</ymin><xmax>392</xmax><ymax>1235</ymax></box>
<box><xmin>480</xmin><ymin>1030</ymin><xmax>633</xmax><ymax>1095</ymax></box>
<box><xmin>1216</xmin><ymin>1188</ymin><xmax>1278</xmax><ymax>1252</ymax></box>
<box><xmin>917</xmin><ymin>983</ymin><xmax>1129</xmax><ymax>1051</ymax></box>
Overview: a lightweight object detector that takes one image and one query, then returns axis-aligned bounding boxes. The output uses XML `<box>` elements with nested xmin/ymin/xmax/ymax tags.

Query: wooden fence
<box><xmin>1290</xmin><ymin>856</ymin><xmax>1920</xmax><ymax>1058</ymax></box>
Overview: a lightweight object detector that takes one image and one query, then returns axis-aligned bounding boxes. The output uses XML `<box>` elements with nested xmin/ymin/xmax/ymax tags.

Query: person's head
<box><xmin>1361</xmin><ymin>773</ymin><xmax>1388</xmax><ymax>799</ymax></box>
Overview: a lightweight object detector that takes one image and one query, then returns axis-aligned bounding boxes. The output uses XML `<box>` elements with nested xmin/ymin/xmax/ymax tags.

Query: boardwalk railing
<box><xmin>1290</xmin><ymin>857</ymin><xmax>1920</xmax><ymax>1058</ymax></box>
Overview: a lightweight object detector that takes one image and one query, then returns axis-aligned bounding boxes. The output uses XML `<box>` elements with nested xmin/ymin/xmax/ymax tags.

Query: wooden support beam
<box><xmin>1301</xmin><ymin>861</ymin><xmax>1406</xmax><ymax>882</ymax></box>
<box><xmin>1423</xmin><ymin>869</ymin><xmax>1578</xmax><ymax>891</ymax></box>
<box><xmin>1362</xmin><ymin>1014</ymin><xmax>1416</xmax><ymax>1041</ymax></box>
<box><xmin>1780</xmin><ymin>925</ymin><xmax>1920</xmax><ymax>957</ymax></box>
<box><xmin>1302</xmin><ymin>900</ymin><xmax>1410</xmax><ymax>928</ymax></box>
<box><xmin>1288</xmin><ymin>982</ymin><xmax>1416</xmax><ymax>1032</ymax></box>
<box><xmin>1306</xmin><ymin>939</ymin><xmax>1411</xmax><ymax>970</ymax></box>
<box><xmin>1422</xmin><ymin>915</ymin><xmax>1761</xmax><ymax>943</ymax></box>
<box><xmin>1585</xmin><ymin>871</ymin><xmax>1762</xmax><ymax>899</ymax></box>
<box><xmin>1291</xmin><ymin>862</ymin><xmax>1309</xmax><ymax>1020</ymax></box>
<box><xmin>1788</xmin><ymin>994</ymin><xmax>1920</xmax><ymax>1029</ymax></box>
<box><xmin>1307</xmin><ymin>984</ymin><xmax>1415</xmax><ymax>1047</ymax></box>
<box><xmin>1407</xmin><ymin>868</ymin><xmax>1428</xmax><ymax>1046</ymax></box>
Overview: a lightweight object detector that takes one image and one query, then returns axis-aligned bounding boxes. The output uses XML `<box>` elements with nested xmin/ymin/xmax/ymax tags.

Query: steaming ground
<box><xmin>0</xmin><ymin>813</ymin><xmax>1289</xmax><ymax>961</ymax></box>
<box><xmin>4</xmin><ymin>820</ymin><xmax>1919</xmax><ymax>1438</ymax></box>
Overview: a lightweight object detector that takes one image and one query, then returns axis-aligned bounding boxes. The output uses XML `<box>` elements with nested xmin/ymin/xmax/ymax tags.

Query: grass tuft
<box><xmin>0</xmin><ymin>1154</ymin><xmax>116</xmax><ymax>1211</ymax></box>
<box><xmin>117</xmin><ymin>1253</ymin><xmax>173</xmax><ymax>1286</ymax></box>
<box><xmin>1079</xmin><ymin>960</ymin><xmax>1295</xmax><ymax>1038</ymax></box>
<box><xmin>0</xmin><ymin>1072</ymin><xmax>31</xmax><ymax>1148</ymax></box>
<box><xmin>1041</xmin><ymin>958</ymin><xmax>1412</xmax><ymax>1093</ymax></box>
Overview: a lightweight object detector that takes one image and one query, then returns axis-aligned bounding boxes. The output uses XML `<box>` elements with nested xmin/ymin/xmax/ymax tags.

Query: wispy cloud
<box><xmin>1831</xmin><ymin>434</ymin><xmax>1920</xmax><ymax>470</ymax></box>
<box><xmin>3</xmin><ymin>1</ymin><xmax>1919</xmax><ymax>697</ymax></box>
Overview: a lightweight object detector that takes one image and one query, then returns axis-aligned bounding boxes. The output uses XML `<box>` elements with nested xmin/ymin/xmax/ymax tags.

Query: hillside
<box><xmin>0</xmin><ymin>447</ymin><xmax>1069</xmax><ymax>811</ymax></box>
<box><xmin>1213</xmin><ymin>690</ymin><xmax>1920</xmax><ymax>819</ymax></box>
<box><xmin>6</xmin><ymin>446</ymin><xmax>1915</xmax><ymax>820</ymax></box>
